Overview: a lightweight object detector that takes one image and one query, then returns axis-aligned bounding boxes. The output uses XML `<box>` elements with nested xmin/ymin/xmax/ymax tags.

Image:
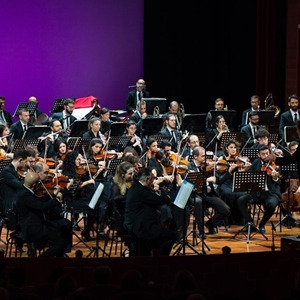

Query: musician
<box><xmin>128</xmin><ymin>100</ymin><xmax>147</xmax><ymax>136</ymax></box>
<box><xmin>279</xmin><ymin>94</ymin><xmax>300</xmax><ymax>145</ymax></box>
<box><xmin>158</xmin><ymin>114</ymin><xmax>182</xmax><ymax>152</ymax></box>
<box><xmin>51</xmin><ymin>98</ymin><xmax>77</xmax><ymax>132</ymax></box>
<box><xmin>37</xmin><ymin>119</ymin><xmax>66</xmax><ymax>159</ymax></box>
<box><xmin>9</xmin><ymin>108</ymin><xmax>34</xmax><ymax>141</ymax></box>
<box><xmin>16</xmin><ymin>172</ymin><xmax>68</xmax><ymax>257</ymax></box>
<box><xmin>206</xmin><ymin>115</ymin><xmax>229</xmax><ymax>156</ymax></box>
<box><xmin>99</xmin><ymin>107</ymin><xmax>113</xmax><ymax>135</ymax></box>
<box><xmin>288</xmin><ymin>140</ymin><xmax>299</xmax><ymax>155</ymax></box>
<box><xmin>188</xmin><ymin>146</ymin><xmax>231</xmax><ymax>236</ymax></box>
<box><xmin>205</xmin><ymin>97</ymin><xmax>225</xmax><ymax>130</ymax></box>
<box><xmin>0</xmin><ymin>96</ymin><xmax>13</xmax><ymax>127</ymax></box>
<box><xmin>181</xmin><ymin>135</ymin><xmax>200</xmax><ymax>159</ymax></box>
<box><xmin>140</xmin><ymin>137</ymin><xmax>160</xmax><ymax>167</ymax></box>
<box><xmin>250</xmin><ymin>128</ymin><xmax>270</xmax><ymax>149</ymax></box>
<box><xmin>240</xmin><ymin>95</ymin><xmax>261</xmax><ymax>128</ymax></box>
<box><xmin>123</xmin><ymin>167</ymin><xmax>177</xmax><ymax>256</ymax></box>
<box><xmin>240</xmin><ymin>111</ymin><xmax>262</xmax><ymax>147</ymax></box>
<box><xmin>126</xmin><ymin>78</ymin><xmax>150</xmax><ymax>112</ymax></box>
<box><xmin>123</xmin><ymin>120</ymin><xmax>143</xmax><ymax>156</ymax></box>
<box><xmin>82</xmin><ymin>117</ymin><xmax>104</xmax><ymax>141</ymax></box>
<box><xmin>0</xmin><ymin>123</ymin><xmax>11</xmax><ymax>152</ymax></box>
<box><xmin>0</xmin><ymin>149</ymin><xmax>32</xmax><ymax>214</ymax></box>
<box><xmin>237</xmin><ymin>144</ymin><xmax>281</xmax><ymax>233</ymax></box>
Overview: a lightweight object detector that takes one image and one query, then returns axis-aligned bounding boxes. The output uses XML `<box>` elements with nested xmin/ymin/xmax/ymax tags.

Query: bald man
<box><xmin>28</xmin><ymin>95</ymin><xmax>43</xmax><ymax>123</ymax></box>
<box><xmin>16</xmin><ymin>172</ymin><xmax>68</xmax><ymax>257</ymax></box>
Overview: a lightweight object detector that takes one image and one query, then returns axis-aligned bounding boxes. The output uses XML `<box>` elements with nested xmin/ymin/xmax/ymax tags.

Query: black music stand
<box><xmin>209</xmin><ymin>110</ymin><xmax>237</xmax><ymax>132</ymax></box>
<box><xmin>86</xmin><ymin>183</ymin><xmax>110</xmax><ymax>258</ymax></box>
<box><xmin>241</xmin><ymin>148</ymin><xmax>258</xmax><ymax>163</ymax></box>
<box><xmin>110</xmin><ymin>123</ymin><xmax>127</xmax><ymax>137</ymax></box>
<box><xmin>232</xmin><ymin>171</ymin><xmax>268</xmax><ymax>243</ymax></box>
<box><xmin>181</xmin><ymin>114</ymin><xmax>206</xmax><ymax>133</ymax></box>
<box><xmin>143</xmin><ymin>98</ymin><xmax>167</xmax><ymax>115</ymax></box>
<box><xmin>220</xmin><ymin>132</ymin><xmax>247</xmax><ymax>149</ymax></box>
<box><xmin>105</xmin><ymin>158</ymin><xmax>122</xmax><ymax>177</ymax></box>
<box><xmin>13</xmin><ymin>102</ymin><xmax>38</xmax><ymax>117</ymax></box>
<box><xmin>275</xmin><ymin>163</ymin><xmax>298</xmax><ymax>230</ymax></box>
<box><xmin>67</xmin><ymin>137</ymin><xmax>91</xmax><ymax>152</ymax></box>
<box><xmin>284</xmin><ymin>126</ymin><xmax>297</xmax><ymax>143</ymax></box>
<box><xmin>151</xmin><ymin>135</ymin><xmax>171</xmax><ymax>145</ymax></box>
<box><xmin>11</xmin><ymin>139</ymin><xmax>40</xmax><ymax>153</ymax></box>
<box><xmin>0</xmin><ymin>160</ymin><xmax>11</xmax><ymax>174</ymax></box>
<box><xmin>69</xmin><ymin>120</ymin><xmax>89</xmax><ymax>137</ymax></box>
<box><xmin>51</xmin><ymin>98</ymin><xmax>73</xmax><ymax>113</ymax></box>
<box><xmin>268</xmin><ymin>133</ymin><xmax>280</xmax><ymax>144</ymax></box>
<box><xmin>172</xmin><ymin>179</ymin><xmax>202</xmax><ymax>256</ymax></box>
<box><xmin>22</xmin><ymin>126</ymin><xmax>50</xmax><ymax>140</ymax></box>
<box><xmin>141</xmin><ymin>118</ymin><xmax>164</xmax><ymax>137</ymax></box>
<box><xmin>257</xmin><ymin>111</ymin><xmax>275</xmax><ymax>126</ymax></box>
<box><xmin>106</xmin><ymin>136</ymin><xmax>130</xmax><ymax>152</ymax></box>
<box><xmin>196</xmin><ymin>133</ymin><xmax>209</xmax><ymax>147</ymax></box>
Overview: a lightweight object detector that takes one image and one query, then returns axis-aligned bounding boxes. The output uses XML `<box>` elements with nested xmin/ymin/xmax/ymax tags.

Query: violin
<box><xmin>60</xmin><ymin>149</ymin><xmax>72</xmax><ymax>161</ymax></box>
<box><xmin>261</xmin><ymin>161</ymin><xmax>279</xmax><ymax>176</ymax></box>
<box><xmin>45</xmin><ymin>157</ymin><xmax>56</xmax><ymax>168</ymax></box>
<box><xmin>215</xmin><ymin>158</ymin><xmax>231</xmax><ymax>172</ymax></box>
<box><xmin>269</xmin><ymin>143</ymin><xmax>284</xmax><ymax>157</ymax></box>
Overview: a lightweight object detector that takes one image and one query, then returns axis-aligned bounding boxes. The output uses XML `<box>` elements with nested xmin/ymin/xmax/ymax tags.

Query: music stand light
<box><xmin>13</xmin><ymin>102</ymin><xmax>38</xmax><ymax>117</ymax></box>
<box><xmin>181</xmin><ymin>114</ymin><xmax>206</xmax><ymax>133</ymax></box>
<box><xmin>141</xmin><ymin>118</ymin><xmax>164</xmax><ymax>137</ymax></box>
<box><xmin>232</xmin><ymin>171</ymin><xmax>268</xmax><ymax>243</ymax></box>
<box><xmin>69</xmin><ymin>120</ymin><xmax>89</xmax><ymax>137</ymax></box>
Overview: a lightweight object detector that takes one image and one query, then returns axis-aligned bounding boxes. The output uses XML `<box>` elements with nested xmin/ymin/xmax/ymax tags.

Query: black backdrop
<box><xmin>144</xmin><ymin>0</ymin><xmax>286</xmax><ymax>126</ymax></box>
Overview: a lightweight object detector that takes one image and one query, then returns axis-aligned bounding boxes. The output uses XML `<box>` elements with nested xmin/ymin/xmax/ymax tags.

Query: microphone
<box><xmin>128</xmin><ymin>85</ymin><xmax>137</xmax><ymax>88</ymax></box>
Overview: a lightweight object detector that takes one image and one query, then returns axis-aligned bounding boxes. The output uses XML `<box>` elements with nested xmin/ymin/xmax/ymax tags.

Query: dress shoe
<box><xmin>198</xmin><ymin>231</ymin><xmax>206</xmax><ymax>240</ymax></box>
<box><xmin>259</xmin><ymin>226</ymin><xmax>266</xmax><ymax>234</ymax></box>
<box><xmin>205</xmin><ymin>221</ymin><xmax>216</xmax><ymax>234</ymax></box>
<box><xmin>98</xmin><ymin>232</ymin><xmax>107</xmax><ymax>240</ymax></box>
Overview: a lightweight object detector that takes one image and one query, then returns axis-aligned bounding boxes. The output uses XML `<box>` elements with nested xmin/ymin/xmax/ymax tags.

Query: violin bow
<box><xmin>81</xmin><ymin>145</ymin><xmax>93</xmax><ymax>181</ymax></box>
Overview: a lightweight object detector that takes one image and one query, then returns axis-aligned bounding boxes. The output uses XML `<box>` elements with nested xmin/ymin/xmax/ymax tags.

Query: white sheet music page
<box><xmin>174</xmin><ymin>180</ymin><xmax>194</xmax><ymax>209</ymax></box>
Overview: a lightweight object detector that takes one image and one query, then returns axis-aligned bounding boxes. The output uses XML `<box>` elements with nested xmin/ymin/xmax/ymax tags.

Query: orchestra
<box><xmin>0</xmin><ymin>93</ymin><xmax>299</xmax><ymax>258</ymax></box>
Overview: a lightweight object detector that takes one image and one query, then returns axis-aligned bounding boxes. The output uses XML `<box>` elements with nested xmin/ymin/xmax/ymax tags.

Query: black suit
<box><xmin>158</xmin><ymin>128</ymin><xmax>182</xmax><ymax>152</ymax></box>
<box><xmin>123</xmin><ymin>181</ymin><xmax>176</xmax><ymax>256</ymax></box>
<box><xmin>0</xmin><ymin>163</ymin><xmax>24</xmax><ymax>214</ymax></box>
<box><xmin>240</xmin><ymin>124</ymin><xmax>262</xmax><ymax>147</ymax></box>
<box><xmin>37</xmin><ymin>131</ymin><xmax>66</xmax><ymax>159</ymax></box>
<box><xmin>1</xmin><ymin>110</ymin><xmax>13</xmax><ymax>127</ymax></box>
<box><xmin>237</xmin><ymin>158</ymin><xmax>281</xmax><ymax>227</ymax></box>
<box><xmin>16</xmin><ymin>186</ymin><xmax>67</xmax><ymax>257</ymax></box>
<box><xmin>279</xmin><ymin>110</ymin><xmax>300</xmax><ymax>140</ymax></box>
<box><xmin>51</xmin><ymin>112</ymin><xmax>77</xmax><ymax>129</ymax></box>
<box><xmin>9</xmin><ymin>120</ymin><xmax>34</xmax><ymax>141</ymax></box>
<box><xmin>188</xmin><ymin>161</ymin><xmax>231</xmax><ymax>230</ymax></box>
<box><xmin>126</xmin><ymin>89</ymin><xmax>150</xmax><ymax>112</ymax></box>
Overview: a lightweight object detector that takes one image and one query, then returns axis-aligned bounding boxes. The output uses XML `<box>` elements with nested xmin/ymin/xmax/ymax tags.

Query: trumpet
<box><xmin>153</xmin><ymin>106</ymin><xmax>160</xmax><ymax>117</ymax></box>
<box><xmin>222</xmin><ymin>124</ymin><xmax>230</xmax><ymax>132</ymax></box>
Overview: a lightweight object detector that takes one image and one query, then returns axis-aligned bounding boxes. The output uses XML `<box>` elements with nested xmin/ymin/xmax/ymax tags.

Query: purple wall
<box><xmin>0</xmin><ymin>0</ymin><xmax>144</xmax><ymax>119</ymax></box>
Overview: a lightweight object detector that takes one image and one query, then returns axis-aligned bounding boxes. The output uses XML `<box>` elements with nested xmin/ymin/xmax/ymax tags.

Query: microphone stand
<box><xmin>270</xmin><ymin>221</ymin><xmax>276</xmax><ymax>251</ymax></box>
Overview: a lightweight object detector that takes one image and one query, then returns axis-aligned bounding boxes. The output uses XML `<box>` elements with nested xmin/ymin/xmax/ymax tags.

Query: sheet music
<box><xmin>174</xmin><ymin>180</ymin><xmax>194</xmax><ymax>209</ymax></box>
<box><xmin>88</xmin><ymin>183</ymin><xmax>104</xmax><ymax>209</ymax></box>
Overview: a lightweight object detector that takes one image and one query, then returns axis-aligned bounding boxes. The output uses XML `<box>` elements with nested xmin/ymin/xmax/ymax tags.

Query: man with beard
<box><xmin>279</xmin><ymin>94</ymin><xmax>300</xmax><ymax>147</ymax></box>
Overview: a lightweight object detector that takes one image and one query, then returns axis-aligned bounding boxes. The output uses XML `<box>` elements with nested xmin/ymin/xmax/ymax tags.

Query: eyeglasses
<box><xmin>128</xmin><ymin>127</ymin><xmax>137</xmax><ymax>130</ymax></box>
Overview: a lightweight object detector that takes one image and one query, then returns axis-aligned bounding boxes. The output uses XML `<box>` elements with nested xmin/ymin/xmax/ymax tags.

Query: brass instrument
<box><xmin>224</xmin><ymin>105</ymin><xmax>228</xmax><ymax>111</ymax></box>
<box><xmin>153</xmin><ymin>106</ymin><xmax>160</xmax><ymax>117</ymax></box>
<box><xmin>178</xmin><ymin>103</ymin><xmax>185</xmax><ymax>127</ymax></box>
<box><xmin>264</xmin><ymin>93</ymin><xmax>280</xmax><ymax>118</ymax></box>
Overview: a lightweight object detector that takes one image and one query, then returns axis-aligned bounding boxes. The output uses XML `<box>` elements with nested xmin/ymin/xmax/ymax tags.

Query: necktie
<box><xmin>138</xmin><ymin>91</ymin><xmax>142</xmax><ymax>100</ymax></box>
<box><xmin>23</xmin><ymin>125</ymin><xmax>27</xmax><ymax>132</ymax></box>
<box><xmin>171</xmin><ymin>130</ymin><xmax>176</xmax><ymax>142</ymax></box>
<box><xmin>294</xmin><ymin>113</ymin><xmax>298</xmax><ymax>123</ymax></box>
<box><xmin>253</xmin><ymin>126</ymin><xmax>256</xmax><ymax>138</ymax></box>
<box><xmin>0</xmin><ymin>112</ymin><xmax>4</xmax><ymax>123</ymax></box>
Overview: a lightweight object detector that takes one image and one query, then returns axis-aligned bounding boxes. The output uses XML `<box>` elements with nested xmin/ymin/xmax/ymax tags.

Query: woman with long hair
<box><xmin>123</xmin><ymin>120</ymin><xmax>143</xmax><ymax>155</ymax></box>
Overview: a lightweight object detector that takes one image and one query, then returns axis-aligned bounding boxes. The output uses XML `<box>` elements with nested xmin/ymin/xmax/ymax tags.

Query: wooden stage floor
<box><xmin>1</xmin><ymin>211</ymin><xmax>300</xmax><ymax>258</ymax></box>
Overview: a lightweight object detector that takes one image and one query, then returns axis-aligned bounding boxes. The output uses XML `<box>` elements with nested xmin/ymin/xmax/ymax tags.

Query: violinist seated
<box><xmin>82</xmin><ymin>117</ymin><xmax>106</xmax><ymax>142</ymax></box>
<box><xmin>32</xmin><ymin>162</ymin><xmax>72</xmax><ymax>256</ymax></box>
<box><xmin>123</xmin><ymin>120</ymin><xmax>143</xmax><ymax>156</ymax></box>
<box><xmin>206</xmin><ymin>115</ymin><xmax>229</xmax><ymax>157</ymax></box>
<box><xmin>99</xmin><ymin>107</ymin><xmax>113</xmax><ymax>137</ymax></box>
<box><xmin>148</xmin><ymin>150</ymin><xmax>176</xmax><ymax>227</ymax></box>
<box><xmin>217</xmin><ymin>139</ymin><xmax>250</xmax><ymax>225</ymax></box>
<box><xmin>240</xmin><ymin>111</ymin><xmax>262</xmax><ymax>148</ymax></box>
<box><xmin>250</xmin><ymin>129</ymin><xmax>270</xmax><ymax>150</ymax></box>
<box><xmin>37</xmin><ymin>119</ymin><xmax>68</xmax><ymax>159</ymax></box>
<box><xmin>237</xmin><ymin>144</ymin><xmax>282</xmax><ymax>234</ymax></box>
<box><xmin>157</xmin><ymin>114</ymin><xmax>182</xmax><ymax>152</ymax></box>
<box><xmin>140</xmin><ymin>137</ymin><xmax>160</xmax><ymax>168</ymax></box>
<box><xmin>187</xmin><ymin>146</ymin><xmax>231</xmax><ymax>237</ymax></box>
<box><xmin>181</xmin><ymin>135</ymin><xmax>200</xmax><ymax>160</ymax></box>
<box><xmin>16</xmin><ymin>171</ymin><xmax>68</xmax><ymax>257</ymax></box>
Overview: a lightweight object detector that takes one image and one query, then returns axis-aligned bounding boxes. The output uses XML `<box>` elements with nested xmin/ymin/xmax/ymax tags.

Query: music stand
<box><xmin>143</xmin><ymin>98</ymin><xmax>167</xmax><ymax>115</ymax></box>
<box><xmin>105</xmin><ymin>158</ymin><xmax>122</xmax><ymax>177</ymax></box>
<box><xmin>172</xmin><ymin>179</ymin><xmax>203</xmax><ymax>256</ymax></box>
<box><xmin>268</xmin><ymin>133</ymin><xmax>280</xmax><ymax>144</ymax></box>
<box><xmin>11</xmin><ymin>139</ymin><xmax>40</xmax><ymax>153</ymax></box>
<box><xmin>69</xmin><ymin>120</ymin><xmax>89</xmax><ymax>137</ymax></box>
<box><xmin>0</xmin><ymin>160</ymin><xmax>11</xmax><ymax>175</ymax></box>
<box><xmin>152</xmin><ymin>135</ymin><xmax>171</xmax><ymax>145</ymax></box>
<box><xmin>181</xmin><ymin>114</ymin><xmax>206</xmax><ymax>133</ymax></box>
<box><xmin>241</xmin><ymin>148</ymin><xmax>258</xmax><ymax>163</ymax></box>
<box><xmin>284</xmin><ymin>126</ymin><xmax>297</xmax><ymax>143</ymax></box>
<box><xmin>13</xmin><ymin>102</ymin><xmax>38</xmax><ymax>117</ymax></box>
<box><xmin>257</xmin><ymin>111</ymin><xmax>275</xmax><ymax>126</ymax></box>
<box><xmin>141</xmin><ymin>118</ymin><xmax>164</xmax><ymax>137</ymax></box>
<box><xmin>86</xmin><ymin>183</ymin><xmax>109</xmax><ymax>258</ymax></box>
<box><xmin>232</xmin><ymin>171</ymin><xmax>268</xmax><ymax>243</ymax></box>
<box><xmin>209</xmin><ymin>110</ymin><xmax>237</xmax><ymax>132</ymax></box>
<box><xmin>51</xmin><ymin>98</ymin><xmax>74</xmax><ymax>113</ymax></box>
<box><xmin>220</xmin><ymin>132</ymin><xmax>247</xmax><ymax>149</ymax></box>
<box><xmin>110</xmin><ymin>122</ymin><xmax>127</xmax><ymax>137</ymax></box>
<box><xmin>22</xmin><ymin>126</ymin><xmax>50</xmax><ymax>140</ymax></box>
<box><xmin>196</xmin><ymin>133</ymin><xmax>209</xmax><ymax>147</ymax></box>
<box><xmin>107</xmin><ymin>136</ymin><xmax>130</xmax><ymax>152</ymax></box>
<box><xmin>67</xmin><ymin>137</ymin><xmax>91</xmax><ymax>152</ymax></box>
<box><xmin>275</xmin><ymin>163</ymin><xmax>298</xmax><ymax>230</ymax></box>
